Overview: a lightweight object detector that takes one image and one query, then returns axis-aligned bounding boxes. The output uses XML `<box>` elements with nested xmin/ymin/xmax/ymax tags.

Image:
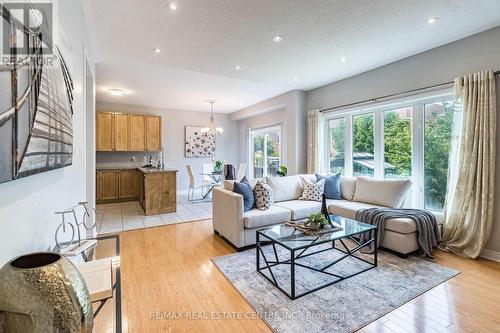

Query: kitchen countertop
<box><xmin>96</xmin><ymin>166</ymin><xmax>137</xmax><ymax>171</ymax></box>
<box><xmin>137</xmin><ymin>167</ymin><xmax>178</xmax><ymax>174</ymax></box>
<box><xmin>96</xmin><ymin>166</ymin><xmax>178</xmax><ymax>173</ymax></box>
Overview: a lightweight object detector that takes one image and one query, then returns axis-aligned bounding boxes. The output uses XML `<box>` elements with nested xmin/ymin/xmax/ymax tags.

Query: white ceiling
<box><xmin>82</xmin><ymin>0</ymin><xmax>500</xmax><ymax>113</ymax></box>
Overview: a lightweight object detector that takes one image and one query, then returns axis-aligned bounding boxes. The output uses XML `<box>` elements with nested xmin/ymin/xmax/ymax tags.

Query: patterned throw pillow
<box><xmin>299</xmin><ymin>177</ymin><xmax>326</xmax><ymax>201</ymax></box>
<box><xmin>253</xmin><ymin>181</ymin><xmax>274</xmax><ymax>210</ymax></box>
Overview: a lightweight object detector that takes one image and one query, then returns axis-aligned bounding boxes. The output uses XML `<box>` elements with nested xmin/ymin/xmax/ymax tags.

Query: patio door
<box><xmin>249</xmin><ymin>125</ymin><xmax>281</xmax><ymax>179</ymax></box>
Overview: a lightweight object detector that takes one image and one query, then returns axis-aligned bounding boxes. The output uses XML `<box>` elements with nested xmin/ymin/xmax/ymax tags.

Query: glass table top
<box><xmin>257</xmin><ymin>215</ymin><xmax>376</xmax><ymax>250</ymax></box>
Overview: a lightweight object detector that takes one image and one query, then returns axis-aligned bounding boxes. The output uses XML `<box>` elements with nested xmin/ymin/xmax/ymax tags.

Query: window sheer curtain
<box><xmin>307</xmin><ymin>110</ymin><xmax>325</xmax><ymax>174</ymax></box>
<box><xmin>442</xmin><ymin>70</ymin><xmax>496</xmax><ymax>258</ymax></box>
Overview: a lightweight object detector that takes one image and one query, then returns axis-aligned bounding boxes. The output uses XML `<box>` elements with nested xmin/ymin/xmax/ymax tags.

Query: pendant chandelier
<box><xmin>201</xmin><ymin>100</ymin><xmax>224</xmax><ymax>135</ymax></box>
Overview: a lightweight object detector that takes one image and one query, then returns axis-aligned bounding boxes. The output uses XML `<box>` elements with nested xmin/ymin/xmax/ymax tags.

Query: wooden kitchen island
<box><xmin>138</xmin><ymin>168</ymin><xmax>178</xmax><ymax>215</ymax></box>
<box><xmin>96</xmin><ymin>167</ymin><xmax>178</xmax><ymax>215</ymax></box>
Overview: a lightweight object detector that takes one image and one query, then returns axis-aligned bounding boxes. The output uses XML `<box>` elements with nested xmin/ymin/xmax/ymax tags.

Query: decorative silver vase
<box><xmin>0</xmin><ymin>252</ymin><xmax>93</xmax><ymax>332</ymax></box>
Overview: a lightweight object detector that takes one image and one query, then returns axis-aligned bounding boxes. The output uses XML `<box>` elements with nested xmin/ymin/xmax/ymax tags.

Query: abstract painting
<box><xmin>0</xmin><ymin>2</ymin><xmax>74</xmax><ymax>183</ymax></box>
<box><xmin>185</xmin><ymin>126</ymin><xmax>215</xmax><ymax>158</ymax></box>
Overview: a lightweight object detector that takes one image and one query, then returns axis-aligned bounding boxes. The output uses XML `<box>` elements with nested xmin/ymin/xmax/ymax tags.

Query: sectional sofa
<box><xmin>212</xmin><ymin>174</ymin><xmax>442</xmax><ymax>256</ymax></box>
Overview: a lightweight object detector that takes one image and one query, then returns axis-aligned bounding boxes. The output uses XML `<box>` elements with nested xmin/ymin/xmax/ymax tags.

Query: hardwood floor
<box><xmin>118</xmin><ymin>219</ymin><xmax>500</xmax><ymax>333</ymax></box>
<box><xmin>120</xmin><ymin>219</ymin><xmax>270</xmax><ymax>332</ymax></box>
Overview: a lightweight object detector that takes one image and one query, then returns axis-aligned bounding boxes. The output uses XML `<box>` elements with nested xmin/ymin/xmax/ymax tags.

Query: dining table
<box><xmin>199</xmin><ymin>171</ymin><xmax>223</xmax><ymax>199</ymax></box>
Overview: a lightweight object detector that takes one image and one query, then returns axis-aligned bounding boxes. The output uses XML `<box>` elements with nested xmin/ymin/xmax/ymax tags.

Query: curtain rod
<box><xmin>320</xmin><ymin>70</ymin><xmax>500</xmax><ymax>113</ymax></box>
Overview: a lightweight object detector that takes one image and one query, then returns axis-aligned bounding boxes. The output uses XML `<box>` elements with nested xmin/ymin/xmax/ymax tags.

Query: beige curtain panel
<box><xmin>442</xmin><ymin>70</ymin><xmax>497</xmax><ymax>258</ymax></box>
<box><xmin>307</xmin><ymin>110</ymin><xmax>324</xmax><ymax>174</ymax></box>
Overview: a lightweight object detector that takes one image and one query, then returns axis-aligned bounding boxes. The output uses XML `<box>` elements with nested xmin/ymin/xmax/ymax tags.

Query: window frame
<box><xmin>248</xmin><ymin>125</ymin><xmax>282</xmax><ymax>179</ymax></box>
<box><xmin>322</xmin><ymin>88</ymin><xmax>454</xmax><ymax>209</ymax></box>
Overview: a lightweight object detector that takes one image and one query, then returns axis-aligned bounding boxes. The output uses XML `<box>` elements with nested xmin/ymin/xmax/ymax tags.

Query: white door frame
<box><xmin>83</xmin><ymin>45</ymin><xmax>96</xmax><ymax>236</ymax></box>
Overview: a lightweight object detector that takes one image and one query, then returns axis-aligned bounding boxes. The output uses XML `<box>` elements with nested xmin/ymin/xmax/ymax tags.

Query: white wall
<box><xmin>306</xmin><ymin>26</ymin><xmax>500</xmax><ymax>254</ymax></box>
<box><xmin>96</xmin><ymin>102</ymin><xmax>238</xmax><ymax>192</ymax></box>
<box><xmin>0</xmin><ymin>0</ymin><xmax>95</xmax><ymax>266</ymax></box>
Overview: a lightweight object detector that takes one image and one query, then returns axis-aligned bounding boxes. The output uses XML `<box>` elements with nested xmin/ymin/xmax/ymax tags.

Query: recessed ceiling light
<box><xmin>272</xmin><ymin>35</ymin><xmax>284</xmax><ymax>43</ymax></box>
<box><xmin>293</xmin><ymin>77</ymin><xmax>299</xmax><ymax>81</ymax></box>
<box><xmin>427</xmin><ymin>16</ymin><xmax>439</xmax><ymax>24</ymax></box>
<box><xmin>340</xmin><ymin>56</ymin><xmax>347</xmax><ymax>63</ymax></box>
<box><xmin>153</xmin><ymin>48</ymin><xmax>161</xmax><ymax>53</ymax></box>
<box><xmin>106</xmin><ymin>89</ymin><xmax>125</xmax><ymax>96</ymax></box>
<box><xmin>167</xmin><ymin>2</ymin><xmax>177</xmax><ymax>10</ymax></box>
<box><xmin>234</xmin><ymin>65</ymin><xmax>241</xmax><ymax>70</ymax></box>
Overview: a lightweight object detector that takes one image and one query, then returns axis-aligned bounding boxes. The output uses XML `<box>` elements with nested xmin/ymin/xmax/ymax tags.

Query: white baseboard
<box><xmin>480</xmin><ymin>249</ymin><xmax>500</xmax><ymax>262</ymax></box>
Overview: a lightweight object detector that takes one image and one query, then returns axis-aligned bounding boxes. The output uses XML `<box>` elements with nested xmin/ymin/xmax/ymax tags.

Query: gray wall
<box><xmin>237</xmin><ymin>108</ymin><xmax>287</xmax><ymax>178</ymax></box>
<box><xmin>232</xmin><ymin>90</ymin><xmax>307</xmax><ymax>176</ymax></box>
<box><xmin>306</xmin><ymin>26</ymin><xmax>500</xmax><ymax>254</ymax></box>
<box><xmin>96</xmin><ymin>102</ymin><xmax>238</xmax><ymax>192</ymax></box>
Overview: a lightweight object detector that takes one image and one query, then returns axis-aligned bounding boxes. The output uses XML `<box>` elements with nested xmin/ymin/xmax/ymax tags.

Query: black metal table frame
<box><xmin>91</xmin><ymin>234</ymin><xmax>121</xmax><ymax>333</ymax></box>
<box><xmin>256</xmin><ymin>228</ymin><xmax>377</xmax><ymax>300</ymax></box>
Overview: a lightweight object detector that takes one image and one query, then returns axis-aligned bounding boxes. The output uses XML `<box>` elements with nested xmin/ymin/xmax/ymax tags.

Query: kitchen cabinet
<box><xmin>145</xmin><ymin>116</ymin><xmax>161</xmax><ymax>151</ymax></box>
<box><xmin>96</xmin><ymin>168</ymin><xmax>177</xmax><ymax>212</ymax></box>
<box><xmin>97</xmin><ymin>169</ymin><xmax>139</xmax><ymax>203</ymax></box>
<box><xmin>96</xmin><ymin>112</ymin><xmax>161</xmax><ymax>152</ymax></box>
<box><xmin>114</xmin><ymin>113</ymin><xmax>129</xmax><ymax>151</ymax></box>
<box><xmin>118</xmin><ymin>170</ymin><xmax>138</xmax><ymax>199</ymax></box>
<box><xmin>129</xmin><ymin>115</ymin><xmax>146</xmax><ymax>151</ymax></box>
<box><xmin>96</xmin><ymin>112</ymin><xmax>114</xmax><ymax>151</ymax></box>
<box><xmin>97</xmin><ymin>171</ymin><xmax>119</xmax><ymax>201</ymax></box>
<box><xmin>139</xmin><ymin>169</ymin><xmax>177</xmax><ymax>215</ymax></box>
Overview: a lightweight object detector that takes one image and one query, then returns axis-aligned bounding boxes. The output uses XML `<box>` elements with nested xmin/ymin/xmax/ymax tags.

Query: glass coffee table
<box><xmin>256</xmin><ymin>216</ymin><xmax>377</xmax><ymax>299</ymax></box>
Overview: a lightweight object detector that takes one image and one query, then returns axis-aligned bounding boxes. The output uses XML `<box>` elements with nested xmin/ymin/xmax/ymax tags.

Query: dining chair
<box><xmin>186</xmin><ymin>165</ymin><xmax>212</xmax><ymax>201</ymax></box>
<box><xmin>236</xmin><ymin>163</ymin><xmax>247</xmax><ymax>181</ymax></box>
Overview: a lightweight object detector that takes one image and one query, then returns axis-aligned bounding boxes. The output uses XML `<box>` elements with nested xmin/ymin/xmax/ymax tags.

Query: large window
<box><xmin>424</xmin><ymin>101</ymin><xmax>453</xmax><ymax>211</ymax></box>
<box><xmin>352</xmin><ymin>113</ymin><xmax>375</xmax><ymax>176</ymax></box>
<box><xmin>384</xmin><ymin>107</ymin><xmax>412</xmax><ymax>178</ymax></box>
<box><xmin>323</xmin><ymin>91</ymin><xmax>456</xmax><ymax>211</ymax></box>
<box><xmin>328</xmin><ymin>118</ymin><xmax>345</xmax><ymax>174</ymax></box>
<box><xmin>249</xmin><ymin>126</ymin><xmax>281</xmax><ymax>178</ymax></box>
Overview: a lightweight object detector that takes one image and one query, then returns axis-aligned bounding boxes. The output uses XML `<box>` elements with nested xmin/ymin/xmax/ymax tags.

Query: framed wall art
<box><xmin>185</xmin><ymin>126</ymin><xmax>215</xmax><ymax>158</ymax></box>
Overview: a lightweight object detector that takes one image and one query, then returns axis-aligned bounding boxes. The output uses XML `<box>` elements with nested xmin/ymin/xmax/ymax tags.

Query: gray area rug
<box><xmin>212</xmin><ymin>244</ymin><xmax>459</xmax><ymax>333</ymax></box>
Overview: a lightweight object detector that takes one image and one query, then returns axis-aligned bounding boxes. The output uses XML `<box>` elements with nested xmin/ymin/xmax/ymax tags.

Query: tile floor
<box><xmin>96</xmin><ymin>194</ymin><xmax>212</xmax><ymax>234</ymax></box>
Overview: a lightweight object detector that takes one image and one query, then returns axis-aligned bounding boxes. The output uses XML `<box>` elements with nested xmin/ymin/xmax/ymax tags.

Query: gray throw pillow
<box><xmin>316</xmin><ymin>173</ymin><xmax>341</xmax><ymax>199</ymax></box>
<box><xmin>253</xmin><ymin>181</ymin><xmax>274</xmax><ymax>210</ymax></box>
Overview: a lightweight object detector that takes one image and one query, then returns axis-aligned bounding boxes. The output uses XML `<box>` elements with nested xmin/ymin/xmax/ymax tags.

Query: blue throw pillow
<box><xmin>316</xmin><ymin>173</ymin><xmax>341</xmax><ymax>200</ymax></box>
<box><xmin>233</xmin><ymin>177</ymin><xmax>254</xmax><ymax>212</ymax></box>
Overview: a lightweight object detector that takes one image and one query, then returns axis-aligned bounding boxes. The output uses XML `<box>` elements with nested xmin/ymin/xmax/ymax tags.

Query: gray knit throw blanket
<box><xmin>355</xmin><ymin>208</ymin><xmax>442</xmax><ymax>258</ymax></box>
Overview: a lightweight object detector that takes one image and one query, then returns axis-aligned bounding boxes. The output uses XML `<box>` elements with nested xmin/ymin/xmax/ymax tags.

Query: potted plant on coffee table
<box><xmin>304</xmin><ymin>213</ymin><xmax>330</xmax><ymax>230</ymax></box>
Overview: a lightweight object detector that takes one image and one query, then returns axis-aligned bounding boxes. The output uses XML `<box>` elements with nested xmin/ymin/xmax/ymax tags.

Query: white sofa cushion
<box><xmin>274</xmin><ymin>200</ymin><xmax>322</xmax><ymax>220</ymax></box>
<box><xmin>327</xmin><ymin>200</ymin><xmax>382</xmax><ymax>220</ymax></box>
<box><xmin>298</xmin><ymin>174</ymin><xmax>317</xmax><ymax>184</ymax></box>
<box><xmin>340</xmin><ymin>176</ymin><xmax>356</xmax><ymax>200</ymax></box>
<box><xmin>384</xmin><ymin>217</ymin><xmax>419</xmax><ymax>234</ymax></box>
<box><xmin>243</xmin><ymin>205</ymin><xmax>291</xmax><ymax>229</ymax></box>
<box><xmin>353</xmin><ymin>176</ymin><xmax>412</xmax><ymax>208</ymax></box>
<box><xmin>265</xmin><ymin>175</ymin><xmax>303</xmax><ymax>202</ymax></box>
<box><xmin>327</xmin><ymin>200</ymin><xmax>420</xmax><ymax>234</ymax></box>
